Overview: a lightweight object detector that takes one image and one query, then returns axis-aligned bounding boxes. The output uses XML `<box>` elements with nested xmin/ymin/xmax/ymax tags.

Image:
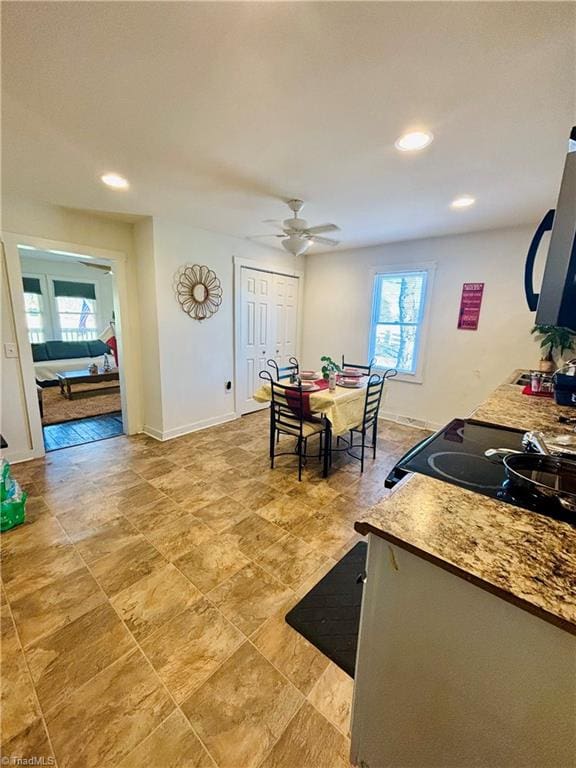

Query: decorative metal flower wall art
<box><xmin>174</xmin><ymin>264</ymin><xmax>223</xmax><ymax>321</ymax></box>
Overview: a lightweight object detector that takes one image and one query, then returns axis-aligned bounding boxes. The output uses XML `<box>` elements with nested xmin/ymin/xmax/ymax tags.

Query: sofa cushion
<box><xmin>45</xmin><ymin>340</ymin><xmax>90</xmax><ymax>360</ymax></box>
<box><xmin>31</xmin><ymin>343</ymin><xmax>49</xmax><ymax>362</ymax></box>
<box><xmin>87</xmin><ymin>339</ymin><xmax>111</xmax><ymax>357</ymax></box>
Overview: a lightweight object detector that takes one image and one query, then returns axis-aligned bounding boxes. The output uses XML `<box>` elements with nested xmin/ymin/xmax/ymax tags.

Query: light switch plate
<box><xmin>4</xmin><ymin>343</ymin><xmax>18</xmax><ymax>358</ymax></box>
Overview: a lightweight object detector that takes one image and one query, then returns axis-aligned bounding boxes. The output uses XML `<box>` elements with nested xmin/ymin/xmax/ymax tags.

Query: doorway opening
<box><xmin>18</xmin><ymin>245</ymin><xmax>124</xmax><ymax>451</ymax></box>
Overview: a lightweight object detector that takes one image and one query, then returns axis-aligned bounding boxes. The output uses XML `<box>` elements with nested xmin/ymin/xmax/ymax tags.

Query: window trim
<box><xmin>368</xmin><ymin>263</ymin><xmax>436</xmax><ymax>384</ymax></box>
<box><xmin>48</xmin><ymin>275</ymin><xmax>100</xmax><ymax>341</ymax></box>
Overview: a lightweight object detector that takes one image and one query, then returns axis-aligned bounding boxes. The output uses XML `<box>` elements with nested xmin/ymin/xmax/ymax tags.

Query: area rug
<box><xmin>285</xmin><ymin>541</ymin><xmax>367</xmax><ymax>678</ymax></box>
<box><xmin>40</xmin><ymin>383</ymin><xmax>122</xmax><ymax>426</ymax></box>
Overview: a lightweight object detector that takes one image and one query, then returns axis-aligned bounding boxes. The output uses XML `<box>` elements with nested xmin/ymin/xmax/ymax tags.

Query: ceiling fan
<box><xmin>252</xmin><ymin>199</ymin><xmax>340</xmax><ymax>256</ymax></box>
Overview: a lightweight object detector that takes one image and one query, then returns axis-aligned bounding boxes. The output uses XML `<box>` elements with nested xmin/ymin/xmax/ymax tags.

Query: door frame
<box><xmin>233</xmin><ymin>256</ymin><xmax>304</xmax><ymax>417</ymax></box>
<box><xmin>2</xmin><ymin>231</ymin><xmax>139</xmax><ymax>461</ymax></box>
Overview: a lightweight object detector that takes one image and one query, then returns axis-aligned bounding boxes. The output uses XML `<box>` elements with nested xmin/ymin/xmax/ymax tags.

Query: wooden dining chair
<box><xmin>344</xmin><ymin>370</ymin><xmax>397</xmax><ymax>472</ymax></box>
<box><xmin>341</xmin><ymin>355</ymin><xmax>375</xmax><ymax>375</ymax></box>
<box><xmin>259</xmin><ymin>370</ymin><xmax>327</xmax><ymax>481</ymax></box>
<box><xmin>267</xmin><ymin>357</ymin><xmax>300</xmax><ymax>381</ymax></box>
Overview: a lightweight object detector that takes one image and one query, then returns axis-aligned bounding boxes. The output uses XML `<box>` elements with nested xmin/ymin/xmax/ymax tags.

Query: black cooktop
<box><xmin>386</xmin><ymin>418</ymin><xmax>570</xmax><ymax>518</ymax></box>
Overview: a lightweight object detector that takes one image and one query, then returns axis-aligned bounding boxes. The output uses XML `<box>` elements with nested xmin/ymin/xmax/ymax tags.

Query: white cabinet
<box><xmin>351</xmin><ymin>534</ymin><xmax>576</xmax><ymax>768</ymax></box>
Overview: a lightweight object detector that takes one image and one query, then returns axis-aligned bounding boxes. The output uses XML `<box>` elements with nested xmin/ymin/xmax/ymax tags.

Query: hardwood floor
<box><xmin>43</xmin><ymin>413</ymin><xmax>123</xmax><ymax>452</ymax></box>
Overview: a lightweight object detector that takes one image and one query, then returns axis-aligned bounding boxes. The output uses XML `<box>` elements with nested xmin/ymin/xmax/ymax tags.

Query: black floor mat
<box><xmin>285</xmin><ymin>541</ymin><xmax>367</xmax><ymax>678</ymax></box>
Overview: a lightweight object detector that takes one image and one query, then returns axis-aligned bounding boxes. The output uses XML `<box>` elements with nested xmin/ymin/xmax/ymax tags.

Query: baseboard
<box><xmin>379</xmin><ymin>411</ymin><xmax>441</xmax><ymax>432</ymax></box>
<box><xmin>2</xmin><ymin>447</ymin><xmax>45</xmax><ymax>465</ymax></box>
<box><xmin>143</xmin><ymin>411</ymin><xmax>238</xmax><ymax>442</ymax></box>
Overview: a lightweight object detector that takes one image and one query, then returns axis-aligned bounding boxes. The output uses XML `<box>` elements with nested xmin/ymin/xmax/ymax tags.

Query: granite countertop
<box><xmin>355</xmin><ymin>370</ymin><xmax>576</xmax><ymax>635</ymax></box>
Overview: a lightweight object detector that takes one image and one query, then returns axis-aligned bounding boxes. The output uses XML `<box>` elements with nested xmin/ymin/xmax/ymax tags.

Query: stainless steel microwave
<box><xmin>525</xmin><ymin>126</ymin><xmax>576</xmax><ymax>330</ymax></box>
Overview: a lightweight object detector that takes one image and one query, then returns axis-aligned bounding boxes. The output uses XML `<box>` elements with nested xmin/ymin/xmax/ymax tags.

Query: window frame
<box><xmin>48</xmin><ymin>276</ymin><xmax>100</xmax><ymax>341</ymax></box>
<box><xmin>368</xmin><ymin>263</ymin><xmax>436</xmax><ymax>384</ymax></box>
<box><xmin>22</xmin><ymin>278</ymin><xmax>46</xmax><ymax>344</ymax></box>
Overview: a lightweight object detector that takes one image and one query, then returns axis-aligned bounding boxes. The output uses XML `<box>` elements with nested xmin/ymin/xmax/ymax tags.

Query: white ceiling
<box><xmin>3</xmin><ymin>2</ymin><xmax>575</xmax><ymax>252</ymax></box>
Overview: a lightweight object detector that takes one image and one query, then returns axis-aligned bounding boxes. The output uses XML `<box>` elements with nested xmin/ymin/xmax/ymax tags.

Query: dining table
<box><xmin>253</xmin><ymin>375</ymin><xmax>369</xmax><ymax>476</ymax></box>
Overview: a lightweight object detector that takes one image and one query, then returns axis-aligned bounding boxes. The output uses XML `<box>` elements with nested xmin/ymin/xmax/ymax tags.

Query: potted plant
<box><xmin>320</xmin><ymin>355</ymin><xmax>341</xmax><ymax>389</ymax></box>
<box><xmin>531</xmin><ymin>325</ymin><xmax>576</xmax><ymax>373</ymax></box>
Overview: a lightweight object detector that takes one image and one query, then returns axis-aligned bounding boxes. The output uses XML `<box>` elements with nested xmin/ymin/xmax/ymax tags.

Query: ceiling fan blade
<box><xmin>249</xmin><ymin>234</ymin><xmax>284</xmax><ymax>239</ymax></box>
<box><xmin>306</xmin><ymin>223</ymin><xmax>340</xmax><ymax>235</ymax></box>
<box><xmin>309</xmin><ymin>236</ymin><xmax>340</xmax><ymax>246</ymax></box>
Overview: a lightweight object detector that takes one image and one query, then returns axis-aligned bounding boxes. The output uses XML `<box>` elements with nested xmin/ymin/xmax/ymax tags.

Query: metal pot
<box><xmin>501</xmin><ymin>453</ymin><xmax>576</xmax><ymax>514</ymax></box>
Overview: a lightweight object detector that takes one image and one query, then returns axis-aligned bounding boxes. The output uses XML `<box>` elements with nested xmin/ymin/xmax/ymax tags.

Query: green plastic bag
<box><xmin>1</xmin><ymin>492</ymin><xmax>27</xmax><ymax>532</ymax></box>
<box><xmin>0</xmin><ymin>459</ymin><xmax>15</xmax><ymax>502</ymax></box>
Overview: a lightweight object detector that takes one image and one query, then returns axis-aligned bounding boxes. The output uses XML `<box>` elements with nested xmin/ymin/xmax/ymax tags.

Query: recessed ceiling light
<box><xmin>451</xmin><ymin>195</ymin><xmax>476</xmax><ymax>209</ymax></box>
<box><xmin>100</xmin><ymin>172</ymin><xmax>129</xmax><ymax>190</ymax></box>
<box><xmin>395</xmin><ymin>130</ymin><xmax>434</xmax><ymax>152</ymax></box>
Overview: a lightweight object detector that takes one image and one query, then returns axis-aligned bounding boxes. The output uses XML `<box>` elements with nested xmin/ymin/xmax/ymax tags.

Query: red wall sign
<box><xmin>457</xmin><ymin>282</ymin><xmax>484</xmax><ymax>330</ymax></box>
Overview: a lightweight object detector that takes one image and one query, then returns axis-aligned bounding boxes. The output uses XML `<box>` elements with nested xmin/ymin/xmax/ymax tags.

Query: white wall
<box><xmin>302</xmin><ymin>224</ymin><xmax>542</xmax><ymax>428</ymax></box>
<box><xmin>145</xmin><ymin>217</ymin><xmax>304</xmax><ymax>439</ymax></box>
<box><xmin>19</xmin><ymin>253</ymin><xmax>115</xmax><ymax>337</ymax></box>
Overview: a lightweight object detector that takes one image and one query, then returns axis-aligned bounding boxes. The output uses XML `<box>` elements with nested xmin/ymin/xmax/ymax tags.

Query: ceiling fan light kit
<box><xmin>252</xmin><ymin>199</ymin><xmax>341</xmax><ymax>256</ymax></box>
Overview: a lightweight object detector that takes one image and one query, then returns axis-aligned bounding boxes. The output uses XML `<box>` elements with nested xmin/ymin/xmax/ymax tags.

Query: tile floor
<box><xmin>2</xmin><ymin>411</ymin><xmax>425</xmax><ymax>768</ymax></box>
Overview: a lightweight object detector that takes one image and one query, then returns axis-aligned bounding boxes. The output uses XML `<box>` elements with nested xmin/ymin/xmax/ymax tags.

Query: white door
<box><xmin>272</xmin><ymin>273</ymin><xmax>299</xmax><ymax>368</ymax></box>
<box><xmin>237</xmin><ymin>267</ymin><xmax>300</xmax><ymax>415</ymax></box>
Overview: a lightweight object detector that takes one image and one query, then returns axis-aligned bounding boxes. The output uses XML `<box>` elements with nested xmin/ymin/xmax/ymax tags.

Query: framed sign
<box><xmin>457</xmin><ymin>282</ymin><xmax>484</xmax><ymax>330</ymax></box>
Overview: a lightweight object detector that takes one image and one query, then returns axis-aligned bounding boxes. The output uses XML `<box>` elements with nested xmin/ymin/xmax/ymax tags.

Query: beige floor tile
<box><xmin>100</xmin><ymin>469</ymin><xmax>143</xmax><ymax>495</ymax></box>
<box><xmin>252</xmin><ymin>611</ymin><xmax>329</xmax><ymax>695</ymax></box>
<box><xmin>129</xmin><ymin>456</ymin><xmax>179</xmax><ymax>480</ymax></box>
<box><xmin>2</xmin><ymin>541</ymin><xmax>85</xmax><ymax>602</ymax></box>
<box><xmin>291</xmin><ymin>508</ymin><xmax>356</xmax><ymax>558</ymax></box>
<box><xmin>0</xmin><ymin>718</ymin><xmax>55</xmax><ymax>766</ymax></box>
<box><xmin>123</xmin><ymin>494</ymin><xmax>189</xmax><ymax>532</ymax></box>
<box><xmin>255</xmin><ymin>533</ymin><xmax>328</xmax><ymax>588</ymax></box>
<box><xmin>182</xmin><ymin>642</ymin><xmax>302</xmax><ymax>768</ymax></box>
<box><xmin>257</xmin><ymin>495</ymin><xmax>316</xmax><ymax>533</ymax></box>
<box><xmin>111</xmin><ymin>481</ymin><xmax>167</xmax><ymax>510</ymax></box>
<box><xmin>308</xmin><ymin>663</ymin><xmax>354</xmax><ymax>736</ymax></box>
<box><xmin>227</xmin><ymin>513</ymin><xmax>285</xmax><ymax>558</ymax></box>
<box><xmin>228</xmin><ymin>481</ymin><xmax>282</xmax><ymax>512</ymax></box>
<box><xmin>260</xmin><ymin>700</ymin><xmax>351</xmax><ymax>768</ymax></box>
<box><xmin>176</xmin><ymin>480</ymin><xmax>227</xmax><ymax>514</ymax></box>
<box><xmin>150</xmin><ymin>469</ymin><xmax>202</xmax><ymax>504</ymax></box>
<box><xmin>144</xmin><ymin>514</ymin><xmax>213</xmax><ymax>561</ymax></box>
<box><xmin>173</xmin><ymin>533</ymin><xmax>250</xmax><ymax>593</ymax></box>
<box><xmin>46</xmin><ymin>649</ymin><xmax>174</xmax><ymax>768</ymax></box>
<box><xmin>10</xmin><ymin>567</ymin><xmax>106</xmax><ymax>648</ymax></box>
<box><xmin>1</xmin><ymin>606</ymin><xmax>41</xmax><ymax>744</ymax></box>
<box><xmin>67</xmin><ymin>516</ymin><xmax>140</xmax><ymax>565</ymax></box>
<box><xmin>90</xmin><ymin>536</ymin><xmax>165</xmax><ymax>597</ymax></box>
<box><xmin>207</xmin><ymin>564</ymin><xmax>292</xmax><ymax>635</ymax></box>
<box><xmin>287</xmin><ymin>480</ymin><xmax>341</xmax><ymax>506</ymax></box>
<box><xmin>141</xmin><ymin>598</ymin><xmax>244</xmax><ymax>703</ymax></box>
<box><xmin>117</xmin><ymin>710</ymin><xmax>213</xmax><ymax>768</ymax></box>
<box><xmin>56</xmin><ymin>501</ymin><xmax>124</xmax><ymax>536</ymax></box>
<box><xmin>26</xmin><ymin>602</ymin><xmax>136</xmax><ymax>714</ymax></box>
<box><xmin>193</xmin><ymin>495</ymin><xmax>250</xmax><ymax>534</ymax></box>
<box><xmin>112</xmin><ymin>563</ymin><xmax>201</xmax><ymax>641</ymax></box>
<box><xmin>0</xmin><ymin>514</ymin><xmax>67</xmax><ymax>554</ymax></box>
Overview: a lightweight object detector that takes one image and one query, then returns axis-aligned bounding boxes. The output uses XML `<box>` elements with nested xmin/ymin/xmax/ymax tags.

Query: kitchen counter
<box><xmin>355</xmin><ymin>371</ymin><xmax>576</xmax><ymax>635</ymax></box>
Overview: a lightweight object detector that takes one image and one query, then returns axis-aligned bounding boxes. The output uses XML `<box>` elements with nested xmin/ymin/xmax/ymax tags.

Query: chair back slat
<box><xmin>268</xmin><ymin>357</ymin><xmax>300</xmax><ymax>381</ymax></box>
<box><xmin>341</xmin><ymin>356</ymin><xmax>375</xmax><ymax>375</ymax></box>
<box><xmin>360</xmin><ymin>370</ymin><xmax>397</xmax><ymax>429</ymax></box>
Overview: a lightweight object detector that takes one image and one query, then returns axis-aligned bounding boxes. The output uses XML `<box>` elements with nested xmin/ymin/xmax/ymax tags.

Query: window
<box><xmin>53</xmin><ymin>280</ymin><xmax>98</xmax><ymax>340</ymax></box>
<box><xmin>369</xmin><ymin>269</ymin><xmax>431</xmax><ymax>377</ymax></box>
<box><xmin>22</xmin><ymin>276</ymin><xmax>45</xmax><ymax>343</ymax></box>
